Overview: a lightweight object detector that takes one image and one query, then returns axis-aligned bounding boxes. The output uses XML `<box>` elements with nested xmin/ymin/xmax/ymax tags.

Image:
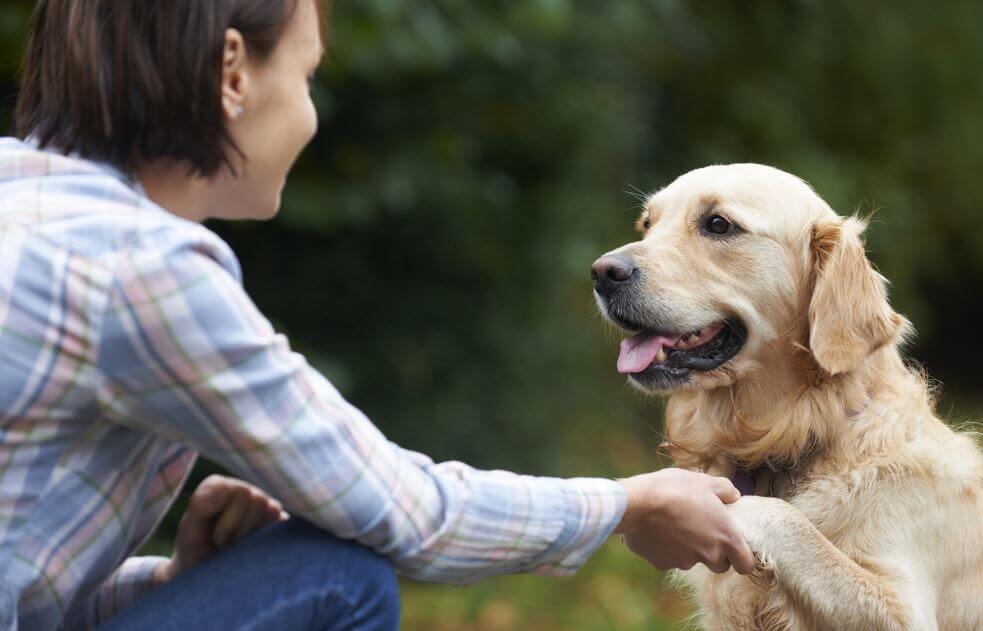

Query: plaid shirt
<box><xmin>0</xmin><ymin>138</ymin><xmax>626</xmax><ymax>630</ymax></box>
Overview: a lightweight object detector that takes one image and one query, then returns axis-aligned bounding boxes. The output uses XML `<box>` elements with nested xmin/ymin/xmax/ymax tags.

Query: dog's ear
<box><xmin>808</xmin><ymin>217</ymin><xmax>907</xmax><ymax>375</ymax></box>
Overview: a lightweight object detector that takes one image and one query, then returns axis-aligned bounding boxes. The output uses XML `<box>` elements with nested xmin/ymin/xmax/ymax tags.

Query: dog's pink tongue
<box><xmin>617</xmin><ymin>332</ymin><xmax>678</xmax><ymax>374</ymax></box>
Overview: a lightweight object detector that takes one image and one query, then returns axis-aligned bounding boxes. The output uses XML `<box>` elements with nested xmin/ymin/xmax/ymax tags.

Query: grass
<box><xmin>400</xmin><ymin>539</ymin><xmax>693</xmax><ymax>631</ymax></box>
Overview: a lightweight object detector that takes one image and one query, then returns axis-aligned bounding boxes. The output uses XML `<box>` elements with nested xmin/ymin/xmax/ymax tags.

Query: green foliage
<box><xmin>1</xmin><ymin>1</ymin><xmax>981</xmax><ymax>627</ymax></box>
<box><xmin>233</xmin><ymin>0</ymin><xmax>983</xmax><ymax>473</ymax></box>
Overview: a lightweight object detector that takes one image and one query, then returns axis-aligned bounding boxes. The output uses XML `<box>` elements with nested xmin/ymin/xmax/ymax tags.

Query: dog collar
<box><xmin>731</xmin><ymin>469</ymin><xmax>758</xmax><ymax>496</ymax></box>
<box><xmin>727</xmin><ymin>389</ymin><xmax>874</xmax><ymax>498</ymax></box>
<box><xmin>730</xmin><ymin>465</ymin><xmax>785</xmax><ymax>497</ymax></box>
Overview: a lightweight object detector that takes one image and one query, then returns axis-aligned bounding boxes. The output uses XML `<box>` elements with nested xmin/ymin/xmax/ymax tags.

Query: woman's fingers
<box><xmin>704</xmin><ymin>557</ymin><xmax>732</xmax><ymax>574</ymax></box>
<box><xmin>725</xmin><ymin>530</ymin><xmax>757</xmax><ymax>575</ymax></box>
<box><xmin>210</xmin><ymin>478</ymin><xmax>284</xmax><ymax>546</ymax></box>
<box><xmin>212</xmin><ymin>484</ymin><xmax>254</xmax><ymax>546</ymax></box>
<box><xmin>188</xmin><ymin>475</ymin><xmax>234</xmax><ymax>519</ymax></box>
<box><xmin>231</xmin><ymin>491</ymin><xmax>283</xmax><ymax>541</ymax></box>
<box><xmin>180</xmin><ymin>475</ymin><xmax>233</xmax><ymax>549</ymax></box>
<box><xmin>169</xmin><ymin>476</ymin><xmax>286</xmax><ymax>582</ymax></box>
<box><xmin>709</xmin><ymin>475</ymin><xmax>741</xmax><ymax>504</ymax></box>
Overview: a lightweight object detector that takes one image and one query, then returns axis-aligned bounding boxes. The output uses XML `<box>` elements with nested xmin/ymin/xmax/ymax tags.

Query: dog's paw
<box><xmin>726</xmin><ymin>495</ymin><xmax>796</xmax><ymax>566</ymax></box>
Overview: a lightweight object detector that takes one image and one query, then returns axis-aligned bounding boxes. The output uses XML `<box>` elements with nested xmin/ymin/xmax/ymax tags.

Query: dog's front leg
<box><xmin>727</xmin><ymin>496</ymin><xmax>921</xmax><ymax>631</ymax></box>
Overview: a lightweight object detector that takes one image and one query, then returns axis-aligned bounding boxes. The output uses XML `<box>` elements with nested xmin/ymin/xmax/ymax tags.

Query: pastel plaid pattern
<box><xmin>0</xmin><ymin>139</ymin><xmax>626</xmax><ymax>630</ymax></box>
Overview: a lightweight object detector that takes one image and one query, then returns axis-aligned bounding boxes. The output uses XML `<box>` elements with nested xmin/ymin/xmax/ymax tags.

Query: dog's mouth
<box><xmin>613</xmin><ymin>318</ymin><xmax>747</xmax><ymax>389</ymax></box>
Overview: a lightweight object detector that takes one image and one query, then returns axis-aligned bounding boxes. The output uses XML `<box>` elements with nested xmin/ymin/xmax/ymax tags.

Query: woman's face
<box><xmin>214</xmin><ymin>0</ymin><xmax>324</xmax><ymax>221</ymax></box>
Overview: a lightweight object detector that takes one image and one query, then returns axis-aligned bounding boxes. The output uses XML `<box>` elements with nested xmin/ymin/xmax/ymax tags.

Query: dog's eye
<box><xmin>703</xmin><ymin>214</ymin><xmax>733</xmax><ymax>236</ymax></box>
<box><xmin>642</xmin><ymin>218</ymin><xmax>651</xmax><ymax>231</ymax></box>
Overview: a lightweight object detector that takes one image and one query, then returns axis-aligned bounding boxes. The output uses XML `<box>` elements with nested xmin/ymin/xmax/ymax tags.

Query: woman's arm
<box><xmin>62</xmin><ymin>556</ymin><xmax>168</xmax><ymax>629</ymax></box>
<box><xmin>95</xmin><ymin>238</ymin><xmax>626</xmax><ymax>583</ymax></box>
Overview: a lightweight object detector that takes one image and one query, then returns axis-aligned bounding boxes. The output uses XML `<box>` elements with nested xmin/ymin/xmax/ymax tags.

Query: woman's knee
<box><xmin>348</xmin><ymin>547</ymin><xmax>400</xmax><ymax>630</ymax></box>
<box><xmin>264</xmin><ymin>519</ymin><xmax>401</xmax><ymax>629</ymax></box>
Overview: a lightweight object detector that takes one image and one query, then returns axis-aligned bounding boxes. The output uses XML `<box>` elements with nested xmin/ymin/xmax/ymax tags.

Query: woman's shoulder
<box><xmin>0</xmin><ymin>137</ymin><xmax>239</xmax><ymax>280</ymax></box>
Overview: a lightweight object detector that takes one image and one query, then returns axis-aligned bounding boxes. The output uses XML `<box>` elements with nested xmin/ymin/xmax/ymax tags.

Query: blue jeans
<box><xmin>100</xmin><ymin>519</ymin><xmax>400</xmax><ymax>630</ymax></box>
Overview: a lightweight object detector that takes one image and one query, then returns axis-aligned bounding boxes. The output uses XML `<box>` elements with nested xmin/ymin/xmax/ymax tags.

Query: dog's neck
<box><xmin>663</xmin><ymin>340</ymin><xmax>911</xmax><ymax>478</ymax></box>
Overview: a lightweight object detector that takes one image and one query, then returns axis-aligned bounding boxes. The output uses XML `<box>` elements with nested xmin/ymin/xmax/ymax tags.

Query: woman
<box><xmin>0</xmin><ymin>1</ymin><xmax>753</xmax><ymax>629</ymax></box>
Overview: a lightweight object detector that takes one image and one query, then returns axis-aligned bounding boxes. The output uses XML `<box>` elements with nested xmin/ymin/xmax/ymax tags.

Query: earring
<box><xmin>234</xmin><ymin>105</ymin><xmax>245</xmax><ymax>118</ymax></box>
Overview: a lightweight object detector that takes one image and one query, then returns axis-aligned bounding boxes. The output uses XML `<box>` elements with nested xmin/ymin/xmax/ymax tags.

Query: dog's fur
<box><xmin>595</xmin><ymin>164</ymin><xmax>983</xmax><ymax>630</ymax></box>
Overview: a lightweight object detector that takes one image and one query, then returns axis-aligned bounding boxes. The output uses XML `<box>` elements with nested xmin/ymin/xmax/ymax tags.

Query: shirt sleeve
<box><xmin>94</xmin><ymin>238</ymin><xmax>626</xmax><ymax>584</ymax></box>
<box><xmin>63</xmin><ymin>442</ymin><xmax>194</xmax><ymax>628</ymax></box>
<box><xmin>62</xmin><ymin>556</ymin><xmax>167</xmax><ymax>630</ymax></box>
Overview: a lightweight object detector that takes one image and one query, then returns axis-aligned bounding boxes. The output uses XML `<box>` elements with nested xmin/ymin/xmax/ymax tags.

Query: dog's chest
<box><xmin>686</xmin><ymin>483</ymin><xmax>858</xmax><ymax>630</ymax></box>
<box><xmin>686</xmin><ymin>568</ymin><xmax>802</xmax><ymax>631</ymax></box>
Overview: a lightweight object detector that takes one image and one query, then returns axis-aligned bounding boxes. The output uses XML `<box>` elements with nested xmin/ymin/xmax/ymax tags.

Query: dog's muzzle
<box><xmin>590</xmin><ymin>255</ymin><xmax>637</xmax><ymax>300</ymax></box>
<box><xmin>590</xmin><ymin>253</ymin><xmax>747</xmax><ymax>391</ymax></box>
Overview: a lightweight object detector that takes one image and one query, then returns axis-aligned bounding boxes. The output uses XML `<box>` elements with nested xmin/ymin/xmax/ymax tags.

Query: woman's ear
<box><xmin>808</xmin><ymin>217</ymin><xmax>908</xmax><ymax>375</ymax></box>
<box><xmin>221</xmin><ymin>29</ymin><xmax>249</xmax><ymax>120</ymax></box>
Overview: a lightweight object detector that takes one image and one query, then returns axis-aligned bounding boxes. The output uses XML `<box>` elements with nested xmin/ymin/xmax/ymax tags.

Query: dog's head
<box><xmin>593</xmin><ymin>163</ymin><xmax>908</xmax><ymax>394</ymax></box>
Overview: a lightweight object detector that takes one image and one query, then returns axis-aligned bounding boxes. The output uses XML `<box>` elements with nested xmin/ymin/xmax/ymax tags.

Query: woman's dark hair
<box><xmin>15</xmin><ymin>0</ymin><xmax>323</xmax><ymax>177</ymax></box>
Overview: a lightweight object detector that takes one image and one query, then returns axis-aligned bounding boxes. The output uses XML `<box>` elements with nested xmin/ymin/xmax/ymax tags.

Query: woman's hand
<box><xmin>153</xmin><ymin>475</ymin><xmax>288</xmax><ymax>586</ymax></box>
<box><xmin>616</xmin><ymin>468</ymin><xmax>755</xmax><ymax>575</ymax></box>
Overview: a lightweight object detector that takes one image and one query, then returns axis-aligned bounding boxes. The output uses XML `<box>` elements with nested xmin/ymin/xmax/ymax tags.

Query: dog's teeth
<box><xmin>656</xmin><ymin>347</ymin><xmax>667</xmax><ymax>362</ymax></box>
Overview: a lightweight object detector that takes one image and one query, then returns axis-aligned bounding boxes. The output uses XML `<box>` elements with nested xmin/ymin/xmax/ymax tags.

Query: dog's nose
<box><xmin>591</xmin><ymin>255</ymin><xmax>636</xmax><ymax>295</ymax></box>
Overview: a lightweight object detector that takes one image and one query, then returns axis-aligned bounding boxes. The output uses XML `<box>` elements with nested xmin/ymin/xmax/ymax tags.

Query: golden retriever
<box><xmin>591</xmin><ymin>164</ymin><xmax>983</xmax><ymax>630</ymax></box>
